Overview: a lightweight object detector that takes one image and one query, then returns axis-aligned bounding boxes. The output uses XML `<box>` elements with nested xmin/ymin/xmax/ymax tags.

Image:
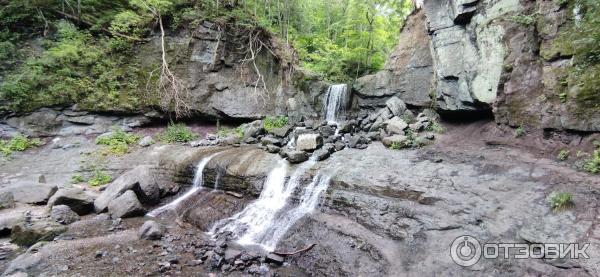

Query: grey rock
<box><xmin>224</xmin><ymin>249</ymin><xmax>242</xmax><ymax>262</ymax></box>
<box><xmin>269</xmin><ymin>125</ymin><xmax>292</xmax><ymax>138</ymax></box>
<box><xmin>382</xmin><ymin>135</ymin><xmax>410</xmax><ymax>148</ymax></box>
<box><xmin>138</xmin><ymin>136</ymin><xmax>154</xmax><ymax>147</ymax></box>
<box><xmin>47</xmin><ymin>188</ymin><xmax>96</xmax><ymax>215</ymax></box>
<box><xmin>11</xmin><ymin>218</ymin><xmax>67</xmax><ymax>247</ymax></box>
<box><xmin>286</xmin><ymin>150</ymin><xmax>309</xmax><ymax>164</ymax></box>
<box><xmin>312</xmin><ymin>149</ymin><xmax>331</xmax><ymax>161</ymax></box>
<box><xmin>0</xmin><ymin>211</ymin><xmax>22</xmax><ymax>235</ymax></box>
<box><xmin>190</xmin><ymin>139</ymin><xmax>219</xmax><ymax>147</ymax></box>
<box><xmin>260</xmin><ymin>136</ymin><xmax>281</xmax><ymax>146</ymax></box>
<box><xmin>107</xmin><ymin>190</ymin><xmax>146</xmax><ymax>219</ymax></box>
<box><xmin>334</xmin><ymin>141</ymin><xmax>346</xmax><ymax>151</ymax></box>
<box><xmin>66</xmin><ymin>115</ymin><xmax>95</xmax><ymax>125</ymax></box>
<box><xmin>318</xmin><ymin>125</ymin><xmax>335</xmax><ymax>138</ymax></box>
<box><xmin>385</xmin><ymin>97</ymin><xmax>407</xmax><ymax>116</ymax></box>
<box><xmin>296</xmin><ymin>133</ymin><xmax>323</xmax><ymax>152</ymax></box>
<box><xmin>384</xmin><ymin>117</ymin><xmax>408</xmax><ymax>135</ymax></box>
<box><xmin>0</xmin><ymin>192</ymin><xmax>15</xmax><ymax>210</ymax></box>
<box><xmin>420</xmin><ymin>109</ymin><xmax>441</xmax><ymax>122</ymax></box>
<box><xmin>0</xmin><ymin>183</ymin><xmax>57</xmax><ymax>205</ymax></box>
<box><xmin>51</xmin><ymin>205</ymin><xmax>79</xmax><ymax>225</ymax></box>
<box><xmin>94</xmin><ymin>165</ymin><xmax>160</xmax><ymax>212</ymax></box>
<box><xmin>322</xmin><ymin>143</ymin><xmax>336</xmax><ymax>153</ymax></box>
<box><xmin>138</xmin><ymin>220</ymin><xmax>165</xmax><ymax>240</ymax></box>
<box><xmin>265</xmin><ymin>253</ymin><xmax>284</xmax><ymax>264</ymax></box>
<box><xmin>266</xmin><ymin>145</ymin><xmax>281</xmax><ymax>154</ymax></box>
<box><xmin>242</xmin><ymin>121</ymin><xmax>264</xmax><ymax>141</ymax></box>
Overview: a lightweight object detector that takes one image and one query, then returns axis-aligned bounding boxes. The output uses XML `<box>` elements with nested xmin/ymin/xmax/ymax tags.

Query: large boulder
<box><xmin>94</xmin><ymin>165</ymin><xmax>159</xmax><ymax>213</ymax></box>
<box><xmin>295</xmin><ymin>134</ymin><xmax>323</xmax><ymax>152</ymax></box>
<box><xmin>47</xmin><ymin>187</ymin><xmax>96</xmax><ymax>215</ymax></box>
<box><xmin>11</xmin><ymin>218</ymin><xmax>67</xmax><ymax>247</ymax></box>
<box><xmin>107</xmin><ymin>190</ymin><xmax>145</xmax><ymax>219</ymax></box>
<box><xmin>241</xmin><ymin>120</ymin><xmax>264</xmax><ymax>141</ymax></box>
<box><xmin>384</xmin><ymin>117</ymin><xmax>408</xmax><ymax>135</ymax></box>
<box><xmin>0</xmin><ymin>212</ymin><xmax>23</xmax><ymax>236</ymax></box>
<box><xmin>138</xmin><ymin>220</ymin><xmax>165</xmax><ymax>240</ymax></box>
<box><xmin>382</xmin><ymin>135</ymin><xmax>410</xmax><ymax>148</ymax></box>
<box><xmin>51</xmin><ymin>205</ymin><xmax>80</xmax><ymax>225</ymax></box>
<box><xmin>286</xmin><ymin>151</ymin><xmax>309</xmax><ymax>164</ymax></box>
<box><xmin>385</xmin><ymin>97</ymin><xmax>407</xmax><ymax>117</ymax></box>
<box><xmin>0</xmin><ymin>183</ymin><xmax>57</xmax><ymax>205</ymax></box>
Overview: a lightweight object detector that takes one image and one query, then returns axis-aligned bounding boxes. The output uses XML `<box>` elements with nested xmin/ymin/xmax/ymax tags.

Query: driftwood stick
<box><xmin>272</xmin><ymin>243</ymin><xmax>316</xmax><ymax>256</ymax></box>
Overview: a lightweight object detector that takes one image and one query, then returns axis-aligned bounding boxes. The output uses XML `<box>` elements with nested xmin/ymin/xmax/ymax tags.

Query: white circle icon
<box><xmin>450</xmin><ymin>235</ymin><xmax>481</xmax><ymax>267</ymax></box>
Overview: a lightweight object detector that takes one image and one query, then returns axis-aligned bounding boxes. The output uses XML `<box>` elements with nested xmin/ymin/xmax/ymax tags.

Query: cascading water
<box><xmin>324</xmin><ymin>84</ymin><xmax>348</xmax><ymax>124</ymax></box>
<box><xmin>260</xmin><ymin>173</ymin><xmax>331</xmax><ymax>250</ymax></box>
<box><xmin>210</xmin><ymin>158</ymin><xmax>330</xmax><ymax>251</ymax></box>
<box><xmin>147</xmin><ymin>152</ymin><xmax>221</xmax><ymax>217</ymax></box>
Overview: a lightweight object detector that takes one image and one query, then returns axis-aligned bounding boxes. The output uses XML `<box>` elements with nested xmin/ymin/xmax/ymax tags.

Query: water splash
<box><xmin>260</xmin><ymin>173</ymin><xmax>331</xmax><ymax>250</ymax></box>
<box><xmin>210</xmin><ymin>159</ymin><xmax>325</xmax><ymax>251</ymax></box>
<box><xmin>324</xmin><ymin>84</ymin><xmax>348</xmax><ymax>124</ymax></box>
<box><xmin>147</xmin><ymin>152</ymin><xmax>221</xmax><ymax>217</ymax></box>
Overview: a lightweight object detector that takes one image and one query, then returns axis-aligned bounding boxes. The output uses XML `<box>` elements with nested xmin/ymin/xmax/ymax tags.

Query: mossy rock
<box><xmin>11</xmin><ymin>219</ymin><xmax>67</xmax><ymax>247</ymax></box>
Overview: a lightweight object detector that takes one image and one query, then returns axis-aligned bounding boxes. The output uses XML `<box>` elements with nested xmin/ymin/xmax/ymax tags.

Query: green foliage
<box><xmin>218</xmin><ymin>126</ymin><xmax>244</xmax><ymax>139</ymax></box>
<box><xmin>514</xmin><ymin>125</ymin><xmax>526</xmax><ymax>137</ymax></box>
<box><xmin>557</xmin><ymin>149</ymin><xmax>570</xmax><ymax>161</ymax></box>
<box><xmin>95</xmin><ymin>128</ymin><xmax>140</xmax><ymax>155</ymax></box>
<box><xmin>158</xmin><ymin>122</ymin><xmax>198</xmax><ymax>143</ymax></box>
<box><xmin>548</xmin><ymin>191</ymin><xmax>573</xmax><ymax>212</ymax></box>
<box><xmin>0</xmin><ymin>135</ymin><xmax>43</xmax><ymax>156</ymax></box>
<box><xmin>583</xmin><ymin>149</ymin><xmax>600</xmax><ymax>174</ymax></box>
<box><xmin>390</xmin><ymin>141</ymin><xmax>404</xmax><ymax>150</ymax></box>
<box><xmin>71</xmin><ymin>174</ymin><xmax>85</xmax><ymax>184</ymax></box>
<box><xmin>427</xmin><ymin>122</ymin><xmax>446</xmax><ymax>134</ymax></box>
<box><xmin>263</xmin><ymin>116</ymin><xmax>289</xmax><ymax>132</ymax></box>
<box><xmin>88</xmin><ymin>169</ymin><xmax>112</xmax><ymax>186</ymax></box>
<box><xmin>0</xmin><ymin>21</ymin><xmax>148</xmax><ymax>113</ymax></box>
<box><xmin>509</xmin><ymin>14</ymin><xmax>536</xmax><ymax>26</ymax></box>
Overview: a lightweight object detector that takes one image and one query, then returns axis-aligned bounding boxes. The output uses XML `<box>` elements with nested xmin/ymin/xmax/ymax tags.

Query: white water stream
<box><xmin>147</xmin><ymin>152</ymin><xmax>221</xmax><ymax>217</ymax></box>
<box><xmin>210</xmin><ymin>158</ymin><xmax>331</xmax><ymax>251</ymax></box>
<box><xmin>324</xmin><ymin>84</ymin><xmax>348</xmax><ymax>124</ymax></box>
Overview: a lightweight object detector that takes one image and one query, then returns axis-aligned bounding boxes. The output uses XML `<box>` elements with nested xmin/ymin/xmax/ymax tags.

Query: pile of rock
<box><xmin>191</xmin><ymin>235</ymin><xmax>283</xmax><ymax>274</ymax></box>
<box><xmin>234</xmin><ymin>97</ymin><xmax>442</xmax><ymax>163</ymax></box>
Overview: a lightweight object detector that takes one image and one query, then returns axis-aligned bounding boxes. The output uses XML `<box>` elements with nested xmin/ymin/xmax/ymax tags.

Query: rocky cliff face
<box><xmin>140</xmin><ymin>22</ymin><xmax>329</xmax><ymax>121</ymax></box>
<box><xmin>354</xmin><ymin>0</ymin><xmax>600</xmax><ymax>132</ymax></box>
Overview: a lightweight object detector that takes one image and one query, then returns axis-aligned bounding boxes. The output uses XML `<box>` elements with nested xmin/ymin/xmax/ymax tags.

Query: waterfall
<box><xmin>324</xmin><ymin>84</ymin><xmax>348</xmax><ymax>124</ymax></box>
<box><xmin>260</xmin><ymin>173</ymin><xmax>331</xmax><ymax>250</ymax></box>
<box><xmin>147</xmin><ymin>152</ymin><xmax>221</xmax><ymax>217</ymax></box>
<box><xmin>210</xmin><ymin>158</ymin><xmax>330</xmax><ymax>251</ymax></box>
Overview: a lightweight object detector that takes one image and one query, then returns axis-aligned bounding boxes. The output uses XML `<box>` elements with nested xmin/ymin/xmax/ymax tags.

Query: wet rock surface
<box><xmin>0</xmin><ymin>122</ymin><xmax>598</xmax><ymax>276</ymax></box>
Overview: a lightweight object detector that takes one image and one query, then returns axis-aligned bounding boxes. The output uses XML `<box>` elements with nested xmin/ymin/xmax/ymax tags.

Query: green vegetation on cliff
<box><xmin>549</xmin><ymin>0</ymin><xmax>600</xmax><ymax>113</ymax></box>
<box><xmin>0</xmin><ymin>0</ymin><xmax>412</xmax><ymax>114</ymax></box>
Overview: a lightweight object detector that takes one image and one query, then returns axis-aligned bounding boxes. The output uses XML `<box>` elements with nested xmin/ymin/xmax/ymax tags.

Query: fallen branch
<box><xmin>272</xmin><ymin>243</ymin><xmax>316</xmax><ymax>256</ymax></box>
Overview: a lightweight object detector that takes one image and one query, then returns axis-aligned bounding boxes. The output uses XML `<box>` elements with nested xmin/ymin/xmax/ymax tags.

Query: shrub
<box><xmin>427</xmin><ymin>122</ymin><xmax>446</xmax><ymax>134</ymax></box>
<box><xmin>0</xmin><ymin>134</ymin><xmax>43</xmax><ymax>156</ymax></box>
<box><xmin>218</xmin><ymin>126</ymin><xmax>244</xmax><ymax>138</ymax></box>
<box><xmin>71</xmin><ymin>174</ymin><xmax>85</xmax><ymax>184</ymax></box>
<box><xmin>88</xmin><ymin>170</ymin><xmax>112</xmax><ymax>186</ymax></box>
<box><xmin>583</xmin><ymin>149</ymin><xmax>600</xmax><ymax>174</ymax></box>
<box><xmin>96</xmin><ymin>128</ymin><xmax>139</xmax><ymax>155</ymax></box>
<box><xmin>557</xmin><ymin>149</ymin><xmax>570</xmax><ymax>161</ymax></box>
<box><xmin>548</xmin><ymin>191</ymin><xmax>573</xmax><ymax>212</ymax></box>
<box><xmin>158</xmin><ymin>122</ymin><xmax>198</xmax><ymax>143</ymax></box>
<box><xmin>263</xmin><ymin>116</ymin><xmax>288</xmax><ymax>132</ymax></box>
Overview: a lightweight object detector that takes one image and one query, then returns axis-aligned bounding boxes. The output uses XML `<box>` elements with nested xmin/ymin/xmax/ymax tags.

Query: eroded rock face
<box><xmin>354</xmin><ymin>0</ymin><xmax>600</xmax><ymax>131</ymax></box>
